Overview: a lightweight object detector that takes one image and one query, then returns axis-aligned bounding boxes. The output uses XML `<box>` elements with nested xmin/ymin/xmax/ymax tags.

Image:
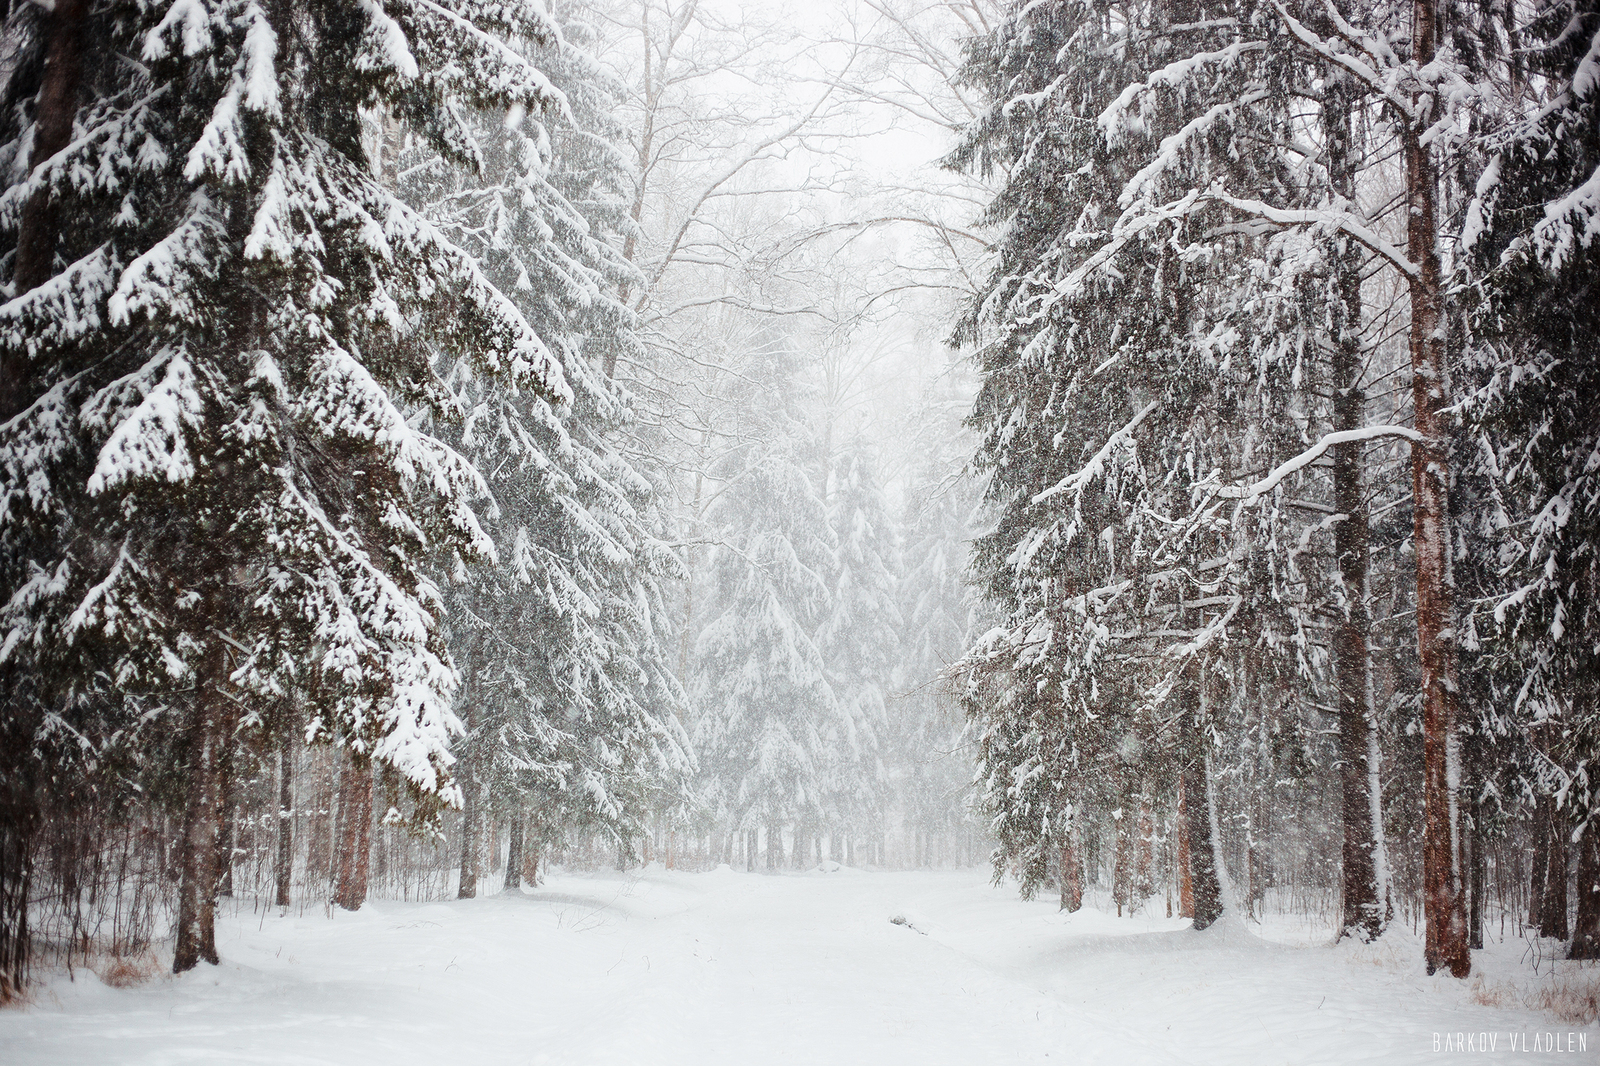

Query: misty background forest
<box><xmin>0</xmin><ymin>0</ymin><xmax>1597</xmax><ymax>1058</ymax></box>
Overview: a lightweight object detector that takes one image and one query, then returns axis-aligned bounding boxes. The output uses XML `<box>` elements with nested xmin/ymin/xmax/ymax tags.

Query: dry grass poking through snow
<box><xmin>1470</xmin><ymin>971</ymin><xmax>1600</xmax><ymax>1027</ymax></box>
<box><xmin>93</xmin><ymin>950</ymin><xmax>164</xmax><ymax>989</ymax></box>
<box><xmin>1331</xmin><ymin>919</ymin><xmax>1600</xmax><ymax>1027</ymax></box>
<box><xmin>0</xmin><ymin>945</ymin><xmax>164</xmax><ymax>1007</ymax></box>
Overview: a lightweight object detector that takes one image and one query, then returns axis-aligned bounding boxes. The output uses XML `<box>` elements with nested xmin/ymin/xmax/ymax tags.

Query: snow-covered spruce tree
<box><xmin>1317</xmin><ymin>58</ymin><xmax>1399</xmax><ymax>942</ymax></box>
<box><xmin>817</xmin><ymin>443</ymin><xmax>899</xmax><ymax>861</ymax></box>
<box><xmin>948</xmin><ymin>0</ymin><xmax>1319</xmax><ymax>919</ymax></box>
<box><xmin>0</xmin><ymin>0</ymin><xmax>573</xmax><ymax>974</ymax></box>
<box><xmin>394</xmin><ymin>16</ymin><xmax>692</xmax><ymax>894</ymax></box>
<box><xmin>692</xmin><ymin>351</ymin><xmax>844</xmax><ymax>870</ymax></box>
<box><xmin>1210</xmin><ymin>0</ymin><xmax>1486</xmax><ymax>973</ymax></box>
<box><xmin>994</xmin><ymin>0</ymin><xmax>1482</xmax><ymax>969</ymax></box>
<box><xmin>1460</xmin><ymin>0</ymin><xmax>1600</xmax><ymax>959</ymax></box>
<box><xmin>894</xmin><ymin>444</ymin><xmax>984</xmax><ymax>869</ymax></box>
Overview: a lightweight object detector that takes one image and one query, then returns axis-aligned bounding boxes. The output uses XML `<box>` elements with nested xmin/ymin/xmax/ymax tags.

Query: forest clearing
<box><xmin>4</xmin><ymin>866</ymin><xmax>1593</xmax><ymax>1066</ymax></box>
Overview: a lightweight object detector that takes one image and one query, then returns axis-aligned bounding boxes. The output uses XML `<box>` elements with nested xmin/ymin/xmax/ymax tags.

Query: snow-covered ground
<box><xmin>3</xmin><ymin>867</ymin><xmax>1595</xmax><ymax>1065</ymax></box>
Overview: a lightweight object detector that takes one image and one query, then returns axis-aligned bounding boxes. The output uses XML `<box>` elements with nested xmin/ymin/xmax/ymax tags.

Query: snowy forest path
<box><xmin>0</xmin><ymin>869</ymin><xmax>1575</xmax><ymax>1065</ymax></box>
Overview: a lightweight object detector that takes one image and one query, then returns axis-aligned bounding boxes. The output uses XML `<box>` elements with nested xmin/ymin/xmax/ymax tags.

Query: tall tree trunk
<box><xmin>1134</xmin><ymin>796</ymin><xmax>1155</xmax><ymax>903</ymax></box>
<box><xmin>523</xmin><ymin>841</ymin><xmax>540</xmax><ymax>888</ymax></box>
<box><xmin>173</xmin><ymin>640</ymin><xmax>232</xmax><ymax>973</ymax></box>
<box><xmin>1570</xmin><ymin>825</ymin><xmax>1600</xmax><ymax>959</ymax></box>
<box><xmin>457</xmin><ymin>766</ymin><xmax>480</xmax><ymax>899</ymax></box>
<box><xmin>1058</xmin><ymin>818</ymin><xmax>1082</xmax><ymax>913</ymax></box>
<box><xmin>1177</xmin><ymin>778</ymin><xmax>1194</xmax><ymax>919</ymax></box>
<box><xmin>1529</xmin><ymin>796</ymin><xmax>1551</xmax><ymax>932</ymax></box>
<box><xmin>504</xmin><ymin>815</ymin><xmax>523</xmax><ymax>891</ymax></box>
<box><xmin>216</xmin><ymin>745</ymin><xmax>238</xmax><ymax>898</ymax></box>
<box><xmin>1541</xmin><ymin>806</ymin><xmax>1570</xmax><ymax>941</ymax></box>
<box><xmin>305</xmin><ymin>750</ymin><xmax>333</xmax><ymax>890</ymax></box>
<box><xmin>0</xmin><ymin>787</ymin><xmax>35</xmax><ymax>1001</ymax></box>
<box><xmin>274</xmin><ymin>734</ymin><xmax>293</xmax><ymax>908</ymax></box>
<box><xmin>1467</xmin><ymin>793</ymin><xmax>1485</xmax><ymax>950</ymax></box>
<box><xmin>1572</xmin><ymin>674</ymin><xmax>1600</xmax><ymax>957</ymax></box>
<box><xmin>1327</xmin><ymin>98</ymin><xmax>1387</xmax><ymax>935</ymax></box>
<box><xmin>333</xmin><ymin>749</ymin><xmax>373</xmax><ymax>911</ymax></box>
<box><xmin>1182</xmin><ymin>757</ymin><xmax>1224</xmax><ymax>930</ymax></box>
<box><xmin>1246</xmin><ymin>795</ymin><xmax>1271</xmax><ymax>920</ymax></box>
<box><xmin>765</xmin><ymin>824</ymin><xmax>781</xmax><ymax>871</ymax></box>
<box><xmin>745</xmin><ymin>828</ymin><xmax>757</xmax><ymax>873</ymax></box>
<box><xmin>1112</xmin><ymin>807</ymin><xmax>1131</xmax><ymax>917</ymax></box>
<box><xmin>1406</xmin><ymin>0</ymin><xmax>1470</xmax><ymax>979</ymax></box>
<box><xmin>1</xmin><ymin>0</ymin><xmax>87</xmax><ymax>421</ymax></box>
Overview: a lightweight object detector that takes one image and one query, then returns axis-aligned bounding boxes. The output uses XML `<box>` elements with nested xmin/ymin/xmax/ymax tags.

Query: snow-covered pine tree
<box><xmin>1009</xmin><ymin>0</ymin><xmax>1483</xmax><ymax>968</ymax></box>
<box><xmin>948</xmin><ymin>0</ymin><xmax>1302</xmax><ymax>917</ymax></box>
<box><xmin>0</xmin><ymin>0</ymin><xmax>575</xmax><ymax>975</ymax></box>
<box><xmin>1200</xmin><ymin>0</ymin><xmax>1485</xmax><ymax>973</ymax></box>
<box><xmin>691</xmin><ymin>349</ymin><xmax>843</xmax><ymax>870</ymax></box>
<box><xmin>1460</xmin><ymin>0</ymin><xmax>1600</xmax><ymax>959</ymax></box>
<box><xmin>817</xmin><ymin>442</ymin><xmax>899</xmax><ymax>861</ymax></box>
<box><xmin>1317</xmin><ymin>51</ymin><xmax>1396</xmax><ymax>942</ymax></box>
<box><xmin>894</xmin><ymin>440</ymin><xmax>984</xmax><ymax>868</ymax></box>
<box><xmin>394</xmin><ymin>14</ymin><xmax>692</xmax><ymax>892</ymax></box>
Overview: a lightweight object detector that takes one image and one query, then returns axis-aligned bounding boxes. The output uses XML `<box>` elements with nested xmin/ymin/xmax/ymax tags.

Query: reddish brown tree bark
<box><xmin>333</xmin><ymin>750</ymin><xmax>373</xmax><ymax>911</ymax></box>
<box><xmin>1058</xmin><ymin>820</ymin><xmax>1082</xmax><ymax>913</ymax></box>
<box><xmin>1406</xmin><ymin>0</ymin><xmax>1470</xmax><ymax>979</ymax></box>
<box><xmin>173</xmin><ymin>640</ymin><xmax>233</xmax><ymax>973</ymax></box>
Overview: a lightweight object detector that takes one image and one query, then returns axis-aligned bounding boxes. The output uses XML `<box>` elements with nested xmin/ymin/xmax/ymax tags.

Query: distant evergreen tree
<box><xmin>691</xmin><ymin>350</ymin><xmax>843</xmax><ymax>868</ymax></box>
<box><xmin>818</xmin><ymin>443</ymin><xmax>900</xmax><ymax>852</ymax></box>
<box><xmin>894</xmin><ymin>447</ymin><xmax>983</xmax><ymax>865</ymax></box>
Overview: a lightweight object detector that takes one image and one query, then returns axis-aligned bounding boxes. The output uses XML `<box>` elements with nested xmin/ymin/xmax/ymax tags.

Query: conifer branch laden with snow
<box><xmin>0</xmin><ymin>0</ymin><xmax>587</xmax><ymax>978</ymax></box>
